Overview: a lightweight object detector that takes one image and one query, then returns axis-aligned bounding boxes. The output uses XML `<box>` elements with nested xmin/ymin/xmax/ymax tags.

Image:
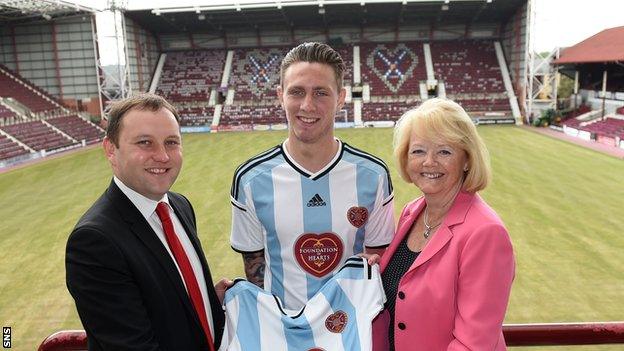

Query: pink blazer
<box><xmin>372</xmin><ymin>191</ymin><xmax>515</xmax><ymax>351</ymax></box>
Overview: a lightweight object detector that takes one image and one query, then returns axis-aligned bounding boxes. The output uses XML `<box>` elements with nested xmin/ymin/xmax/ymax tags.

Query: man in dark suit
<box><xmin>66</xmin><ymin>93</ymin><xmax>226</xmax><ymax>351</ymax></box>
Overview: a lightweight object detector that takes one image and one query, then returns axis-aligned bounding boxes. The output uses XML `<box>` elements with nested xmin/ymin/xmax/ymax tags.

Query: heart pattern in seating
<box><xmin>366</xmin><ymin>44</ymin><xmax>418</xmax><ymax>93</ymax></box>
<box><xmin>235</xmin><ymin>48</ymin><xmax>285</xmax><ymax>98</ymax></box>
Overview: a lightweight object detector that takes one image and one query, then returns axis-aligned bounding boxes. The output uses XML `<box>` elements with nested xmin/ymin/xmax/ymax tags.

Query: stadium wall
<box><xmin>501</xmin><ymin>0</ymin><xmax>529</xmax><ymax>114</ymax></box>
<box><xmin>0</xmin><ymin>16</ymin><xmax>99</xmax><ymax>111</ymax></box>
<box><xmin>125</xmin><ymin>17</ymin><xmax>159</xmax><ymax>93</ymax></box>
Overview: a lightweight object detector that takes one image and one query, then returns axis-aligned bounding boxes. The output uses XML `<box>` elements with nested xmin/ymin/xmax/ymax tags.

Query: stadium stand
<box><xmin>579</xmin><ymin>117</ymin><xmax>624</xmax><ymax>139</ymax></box>
<box><xmin>358</xmin><ymin>42</ymin><xmax>425</xmax><ymax>122</ymax></box>
<box><xmin>156</xmin><ymin>50</ymin><xmax>226</xmax><ymax>103</ymax></box>
<box><xmin>560</xmin><ymin>105</ymin><xmax>592</xmax><ymax>127</ymax></box>
<box><xmin>362</xmin><ymin>100</ymin><xmax>412</xmax><ymax>122</ymax></box>
<box><xmin>0</xmin><ymin>64</ymin><xmax>65</xmax><ymax>114</ymax></box>
<box><xmin>178</xmin><ymin>106</ymin><xmax>215</xmax><ymax>126</ymax></box>
<box><xmin>152</xmin><ymin>40</ymin><xmax>516</xmax><ymax>127</ymax></box>
<box><xmin>229</xmin><ymin>47</ymin><xmax>287</xmax><ymax>102</ymax></box>
<box><xmin>0</xmin><ymin>134</ymin><xmax>29</xmax><ymax>161</ymax></box>
<box><xmin>562</xmin><ymin>117</ymin><xmax>582</xmax><ymax>128</ymax></box>
<box><xmin>430</xmin><ymin>40</ymin><xmax>510</xmax><ymax>113</ymax></box>
<box><xmin>0</xmin><ymin>103</ymin><xmax>16</xmax><ymax>121</ymax></box>
<box><xmin>0</xmin><ymin>2</ymin><xmax>536</xmax><ymax>168</ymax></box>
<box><xmin>361</xmin><ymin>42</ymin><xmax>426</xmax><ymax>97</ymax></box>
<box><xmin>336</xmin><ymin>45</ymin><xmax>354</xmax><ymax>85</ymax></box>
<box><xmin>0</xmin><ymin>60</ymin><xmax>96</xmax><ymax>164</ymax></box>
<box><xmin>46</xmin><ymin>115</ymin><xmax>105</xmax><ymax>144</ymax></box>
<box><xmin>155</xmin><ymin>50</ymin><xmax>227</xmax><ymax>127</ymax></box>
<box><xmin>221</xmin><ymin>102</ymin><xmax>285</xmax><ymax>126</ymax></box>
<box><xmin>219</xmin><ymin>47</ymin><xmax>289</xmax><ymax>126</ymax></box>
<box><xmin>0</xmin><ymin>121</ymin><xmax>76</xmax><ymax>152</ymax></box>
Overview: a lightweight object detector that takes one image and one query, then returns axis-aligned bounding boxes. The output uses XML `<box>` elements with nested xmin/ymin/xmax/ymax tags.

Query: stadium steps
<box><xmin>45</xmin><ymin>115</ymin><xmax>105</xmax><ymax>144</ymax></box>
<box><xmin>0</xmin><ymin>121</ymin><xmax>77</xmax><ymax>152</ymax></box>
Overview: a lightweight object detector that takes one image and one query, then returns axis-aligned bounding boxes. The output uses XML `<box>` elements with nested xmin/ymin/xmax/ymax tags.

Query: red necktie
<box><xmin>155</xmin><ymin>202</ymin><xmax>215</xmax><ymax>351</ymax></box>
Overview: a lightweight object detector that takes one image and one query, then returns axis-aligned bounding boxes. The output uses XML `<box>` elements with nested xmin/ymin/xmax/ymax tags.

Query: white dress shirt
<box><xmin>114</xmin><ymin>177</ymin><xmax>214</xmax><ymax>337</ymax></box>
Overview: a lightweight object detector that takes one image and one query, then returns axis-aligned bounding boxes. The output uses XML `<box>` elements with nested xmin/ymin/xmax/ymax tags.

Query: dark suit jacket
<box><xmin>66</xmin><ymin>180</ymin><xmax>225</xmax><ymax>351</ymax></box>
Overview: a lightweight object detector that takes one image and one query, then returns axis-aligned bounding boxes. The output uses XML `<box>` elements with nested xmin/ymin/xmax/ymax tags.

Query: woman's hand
<box><xmin>358</xmin><ymin>253</ymin><xmax>381</xmax><ymax>265</ymax></box>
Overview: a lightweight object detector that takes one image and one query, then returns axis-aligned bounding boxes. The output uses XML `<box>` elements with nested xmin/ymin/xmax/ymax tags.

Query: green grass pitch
<box><xmin>1</xmin><ymin>126</ymin><xmax>623</xmax><ymax>350</ymax></box>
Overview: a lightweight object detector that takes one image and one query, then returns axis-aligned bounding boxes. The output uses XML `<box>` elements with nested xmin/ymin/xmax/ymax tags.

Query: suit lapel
<box><xmin>169</xmin><ymin>196</ymin><xmax>204</xmax><ymax>264</ymax></box>
<box><xmin>105</xmin><ymin>182</ymin><xmax>198</xmax><ymax>322</ymax></box>
<box><xmin>379</xmin><ymin>199</ymin><xmax>425</xmax><ymax>273</ymax></box>
<box><xmin>407</xmin><ymin>191</ymin><xmax>475</xmax><ymax>273</ymax></box>
<box><xmin>409</xmin><ymin>226</ymin><xmax>453</xmax><ymax>271</ymax></box>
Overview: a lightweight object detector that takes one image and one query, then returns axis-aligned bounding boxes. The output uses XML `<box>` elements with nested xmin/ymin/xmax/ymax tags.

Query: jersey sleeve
<box><xmin>350</xmin><ymin>259</ymin><xmax>387</xmax><ymax>316</ymax></box>
<box><xmin>363</xmin><ymin>172</ymin><xmax>395</xmax><ymax>248</ymax></box>
<box><xmin>230</xmin><ymin>184</ymin><xmax>265</xmax><ymax>253</ymax></box>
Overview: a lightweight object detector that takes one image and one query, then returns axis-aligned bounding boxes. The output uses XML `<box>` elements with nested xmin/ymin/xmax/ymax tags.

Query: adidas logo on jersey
<box><xmin>307</xmin><ymin>194</ymin><xmax>326</xmax><ymax>207</ymax></box>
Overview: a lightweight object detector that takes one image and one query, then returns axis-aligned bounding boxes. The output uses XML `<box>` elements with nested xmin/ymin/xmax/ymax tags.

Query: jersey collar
<box><xmin>281</xmin><ymin>138</ymin><xmax>344</xmax><ymax>180</ymax></box>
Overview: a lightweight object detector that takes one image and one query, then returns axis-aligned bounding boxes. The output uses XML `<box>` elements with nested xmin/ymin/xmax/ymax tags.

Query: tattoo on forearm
<box><xmin>242</xmin><ymin>251</ymin><xmax>265</xmax><ymax>288</ymax></box>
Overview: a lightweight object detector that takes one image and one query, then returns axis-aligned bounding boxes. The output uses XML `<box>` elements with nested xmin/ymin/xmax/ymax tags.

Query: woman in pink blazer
<box><xmin>371</xmin><ymin>98</ymin><xmax>515</xmax><ymax>351</ymax></box>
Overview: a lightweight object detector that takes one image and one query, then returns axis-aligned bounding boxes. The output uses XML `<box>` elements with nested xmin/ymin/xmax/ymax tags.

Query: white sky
<box><xmin>83</xmin><ymin>0</ymin><xmax>624</xmax><ymax>57</ymax></box>
<box><xmin>532</xmin><ymin>0</ymin><xmax>623</xmax><ymax>52</ymax></box>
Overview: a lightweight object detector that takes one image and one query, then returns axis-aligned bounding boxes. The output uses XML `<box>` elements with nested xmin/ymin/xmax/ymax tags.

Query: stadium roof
<box><xmin>0</xmin><ymin>0</ymin><xmax>94</xmax><ymax>24</ymax></box>
<box><xmin>555</xmin><ymin>26</ymin><xmax>624</xmax><ymax>64</ymax></box>
<box><xmin>125</xmin><ymin>0</ymin><xmax>526</xmax><ymax>34</ymax></box>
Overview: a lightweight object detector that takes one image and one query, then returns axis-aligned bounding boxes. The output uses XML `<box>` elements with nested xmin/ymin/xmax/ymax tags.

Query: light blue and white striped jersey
<box><xmin>230</xmin><ymin>139</ymin><xmax>394</xmax><ymax>309</ymax></box>
<box><xmin>218</xmin><ymin>257</ymin><xmax>385</xmax><ymax>351</ymax></box>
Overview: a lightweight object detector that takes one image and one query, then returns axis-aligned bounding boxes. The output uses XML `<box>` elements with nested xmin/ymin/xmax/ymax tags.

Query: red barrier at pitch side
<box><xmin>38</xmin><ymin>330</ymin><xmax>87</xmax><ymax>351</ymax></box>
<box><xmin>503</xmin><ymin>322</ymin><xmax>624</xmax><ymax>346</ymax></box>
<box><xmin>38</xmin><ymin>322</ymin><xmax>624</xmax><ymax>350</ymax></box>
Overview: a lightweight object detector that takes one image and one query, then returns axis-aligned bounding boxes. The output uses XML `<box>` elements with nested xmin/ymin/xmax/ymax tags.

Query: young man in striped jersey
<box><xmin>230</xmin><ymin>42</ymin><xmax>395</xmax><ymax>310</ymax></box>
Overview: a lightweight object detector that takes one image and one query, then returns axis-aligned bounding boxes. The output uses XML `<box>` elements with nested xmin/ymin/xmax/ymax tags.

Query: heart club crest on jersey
<box><xmin>325</xmin><ymin>310</ymin><xmax>348</xmax><ymax>333</ymax></box>
<box><xmin>347</xmin><ymin>206</ymin><xmax>369</xmax><ymax>228</ymax></box>
<box><xmin>294</xmin><ymin>233</ymin><xmax>344</xmax><ymax>278</ymax></box>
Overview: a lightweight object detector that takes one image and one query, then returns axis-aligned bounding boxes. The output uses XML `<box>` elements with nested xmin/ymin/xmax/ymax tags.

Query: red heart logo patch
<box><xmin>294</xmin><ymin>233</ymin><xmax>344</xmax><ymax>278</ymax></box>
<box><xmin>325</xmin><ymin>310</ymin><xmax>348</xmax><ymax>333</ymax></box>
<box><xmin>347</xmin><ymin>206</ymin><xmax>369</xmax><ymax>228</ymax></box>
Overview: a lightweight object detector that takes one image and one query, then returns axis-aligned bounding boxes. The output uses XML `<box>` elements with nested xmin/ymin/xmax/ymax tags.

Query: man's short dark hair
<box><xmin>280</xmin><ymin>42</ymin><xmax>345</xmax><ymax>89</ymax></box>
<box><xmin>106</xmin><ymin>93</ymin><xmax>179</xmax><ymax>146</ymax></box>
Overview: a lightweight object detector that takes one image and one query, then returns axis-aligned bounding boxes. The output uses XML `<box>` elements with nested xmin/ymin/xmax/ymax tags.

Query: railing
<box><xmin>38</xmin><ymin>322</ymin><xmax>624</xmax><ymax>350</ymax></box>
<box><xmin>38</xmin><ymin>330</ymin><xmax>86</xmax><ymax>351</ymax></box>
<box><xmin>504</xmin><ymin>322</ymin><xmax>624</xmax><ymax>346</ymax></box>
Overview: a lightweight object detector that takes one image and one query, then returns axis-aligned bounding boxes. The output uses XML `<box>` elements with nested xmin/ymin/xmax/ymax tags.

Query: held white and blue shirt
<box><xmin>218</xmin><ymin>256</ymin><xmax>386</xmax><ymax>351</ymax></box>
<box><xmin>230</xmin><ymin>139</ymin><xmax>394</xmax><ymax>310</ymax></box>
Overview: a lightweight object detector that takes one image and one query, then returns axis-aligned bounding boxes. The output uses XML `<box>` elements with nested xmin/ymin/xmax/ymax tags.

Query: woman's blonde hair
<box><xmin>393</xmin><ymin>98</ymin><xmax>491</xmax><ymax>193</ymax></box>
